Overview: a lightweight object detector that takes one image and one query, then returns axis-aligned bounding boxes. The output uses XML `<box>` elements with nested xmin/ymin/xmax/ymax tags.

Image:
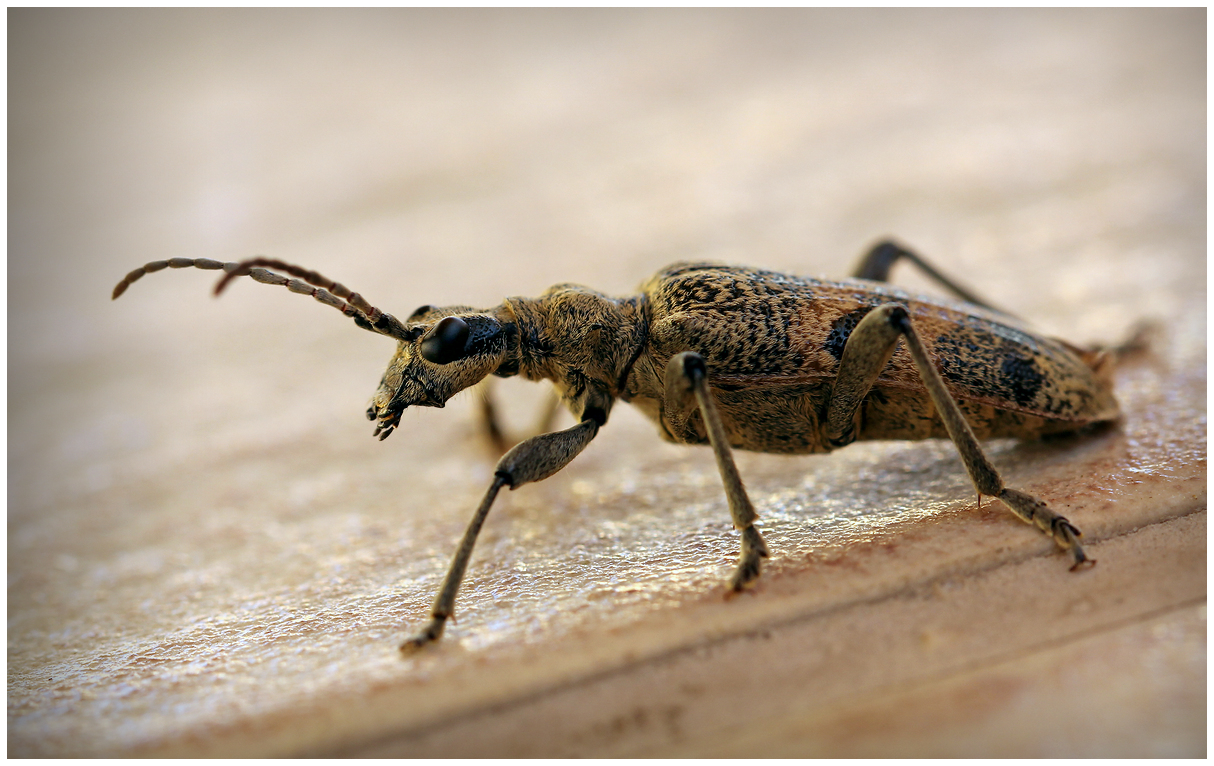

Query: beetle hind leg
<box><xmin>998</xmin><ymin>488</ymin><xmax>1093</xmax><ymax>570</ymax></box>
<box><xmin>853</xmin><ymin>240</ymin><xmax>1007</xmax><ymax>315</ymax></box>
<box><xmin>665</xmin><ymin>352</ymin><xmax>770</xmax><ymax>591</ymax></box>
<box><xmin>826</xmin><ymin>303</ymin><xmax>1093</xmax><ymax>569</ymax></box>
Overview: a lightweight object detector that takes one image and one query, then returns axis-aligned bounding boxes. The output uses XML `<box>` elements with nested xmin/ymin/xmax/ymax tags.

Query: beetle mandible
<box><xmin>112</xmin><ymin>240</ymin><xmax>1119</xmax><ymax>652</ymax></box>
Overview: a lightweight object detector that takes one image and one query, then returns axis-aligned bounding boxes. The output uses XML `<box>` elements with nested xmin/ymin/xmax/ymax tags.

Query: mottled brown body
<box><xmin>112</xmin><ymin>241</ymin><xmax>1120</xmax><ymax>651</ymax></box>
<box><xmin>624</xmin><ymin>263</ymin><xmax>1118</xmax><ymax>453</ymax></box>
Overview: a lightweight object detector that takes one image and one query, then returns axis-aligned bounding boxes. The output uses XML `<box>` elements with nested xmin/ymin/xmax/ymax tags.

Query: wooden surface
<box><xmin>8</xmin><ymin>9</ymin><xmax>1205</xmax><ymax>757</ymax></box>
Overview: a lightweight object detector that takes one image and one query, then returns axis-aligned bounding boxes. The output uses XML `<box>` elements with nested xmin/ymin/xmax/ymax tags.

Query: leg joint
<box><xmin>886</xmin><ymin>304</ymin><xmax>911</xmax><ymax>332</ymax></box>
<box><xmin>582</xmin><ymin>404</ymin><xmax>608</xmax><ymax>427</ymax></box>
<box><xmin>679</xmin><ymin>351</ymin><xmax>707</xmax><ymax>384</ymax></box>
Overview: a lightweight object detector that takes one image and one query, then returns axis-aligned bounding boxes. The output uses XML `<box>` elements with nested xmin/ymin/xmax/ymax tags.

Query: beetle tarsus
<box><xmin>730</xmin><ymin>525</ymin><xmax>770</xmax><ymax>591</ymax></box>
<box><xmin>400</xmin><ymin>616</ymin><xmax>447</xmax><ymax>653</ymax></box>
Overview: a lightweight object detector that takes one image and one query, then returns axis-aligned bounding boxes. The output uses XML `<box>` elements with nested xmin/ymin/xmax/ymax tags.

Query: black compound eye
<box><xmin>419</xmin><ymin>316</ymin><xmax>470</xmax><ymax>364</ymax></box>
<box><xmin>408</xmin><ymin>304</ymin><xmax>438</xmax><ymax>321</ymax></box>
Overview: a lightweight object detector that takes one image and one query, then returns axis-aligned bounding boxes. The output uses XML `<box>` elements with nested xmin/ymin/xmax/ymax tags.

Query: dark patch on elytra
<box><xmin>826</xmin><ymin>306</ymin><xmax>876</xmax><ymax>361</ymax></box>
<box><xmin>999</xmin><ymin>352</ymin><xmax>1046</xmax><ymax>407</ymax></box>
<box><xmin>935</xmin><ymin>331</ymin><xmax>1045</xmax><ymax>408</ymax></box>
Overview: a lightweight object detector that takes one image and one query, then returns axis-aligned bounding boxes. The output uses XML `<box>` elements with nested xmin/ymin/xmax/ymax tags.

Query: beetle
<box><xmin>112</xmin><ymin>240</ymin><xmax>1119</xmax><ymax>652</ymax></box>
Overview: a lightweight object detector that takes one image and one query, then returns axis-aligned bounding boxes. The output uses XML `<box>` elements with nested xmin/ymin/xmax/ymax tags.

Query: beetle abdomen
<box><xmin>639</xmin><ymin>263</ymin><xmax>1119</xmax><ymax>448</ymax></box>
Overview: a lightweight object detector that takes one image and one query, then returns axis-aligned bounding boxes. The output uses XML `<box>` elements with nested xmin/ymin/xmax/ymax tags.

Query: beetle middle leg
<box><xmin>475</xmin><ymin>378</ymin><xmax>563</xmax><ymax>455</ymax></box>
<box><xmin>666</xmin><ymin>352</ymin><xmax>770</xmax><ymax>591</ymax></box>
<box><xmin>825</xmin><ymin>304</ymin><xmax>1093</xmax><ymax>569</ymax></box>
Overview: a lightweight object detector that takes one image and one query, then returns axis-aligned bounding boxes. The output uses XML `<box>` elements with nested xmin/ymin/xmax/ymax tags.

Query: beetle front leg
<box><xmin>401</xmin><ymin>415</ymin><xmax>602</xmax><ymax>653</ymax></box>
<box><xmin>826</xmin><ymin>304</ymin><xmax>1093</xmax><ymax>570</ymax></box>
<box><xmin>666</xmin><ymin>352</ymin><xmax>770</xmax><ymax>591</ymax></box>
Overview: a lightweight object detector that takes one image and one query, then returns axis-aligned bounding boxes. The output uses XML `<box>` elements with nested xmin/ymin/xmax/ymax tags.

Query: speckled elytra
<box><xmin>113</xmin><ymin>240</ymin><xmax>1121</xmax><ymax>652</ymax></box>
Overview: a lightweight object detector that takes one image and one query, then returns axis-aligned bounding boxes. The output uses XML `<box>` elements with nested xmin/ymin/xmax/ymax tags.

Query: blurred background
<box><xmin>9</xmin><ymin>9</ymin><xmax>1205</xmax><ymax>756</ymax></box>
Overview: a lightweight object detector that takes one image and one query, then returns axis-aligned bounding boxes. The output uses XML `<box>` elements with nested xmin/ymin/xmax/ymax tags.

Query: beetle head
<box><xmin>367</xmin><ymin>305</ymin><xmax>509</xmax><ymax>440</ymax></box>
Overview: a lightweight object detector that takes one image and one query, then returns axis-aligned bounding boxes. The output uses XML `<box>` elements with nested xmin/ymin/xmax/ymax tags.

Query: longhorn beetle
<box><xmin>112</xmin><ymin>241</ymin><xmax>1119</xmax><ymax>652</ymax></box>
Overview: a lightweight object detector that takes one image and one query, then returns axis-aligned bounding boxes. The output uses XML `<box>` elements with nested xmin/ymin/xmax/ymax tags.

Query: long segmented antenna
<box><xmin>112</xmin><ymin>257</ymin><xmax>410</xmax><ymax>339</ymax></box>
